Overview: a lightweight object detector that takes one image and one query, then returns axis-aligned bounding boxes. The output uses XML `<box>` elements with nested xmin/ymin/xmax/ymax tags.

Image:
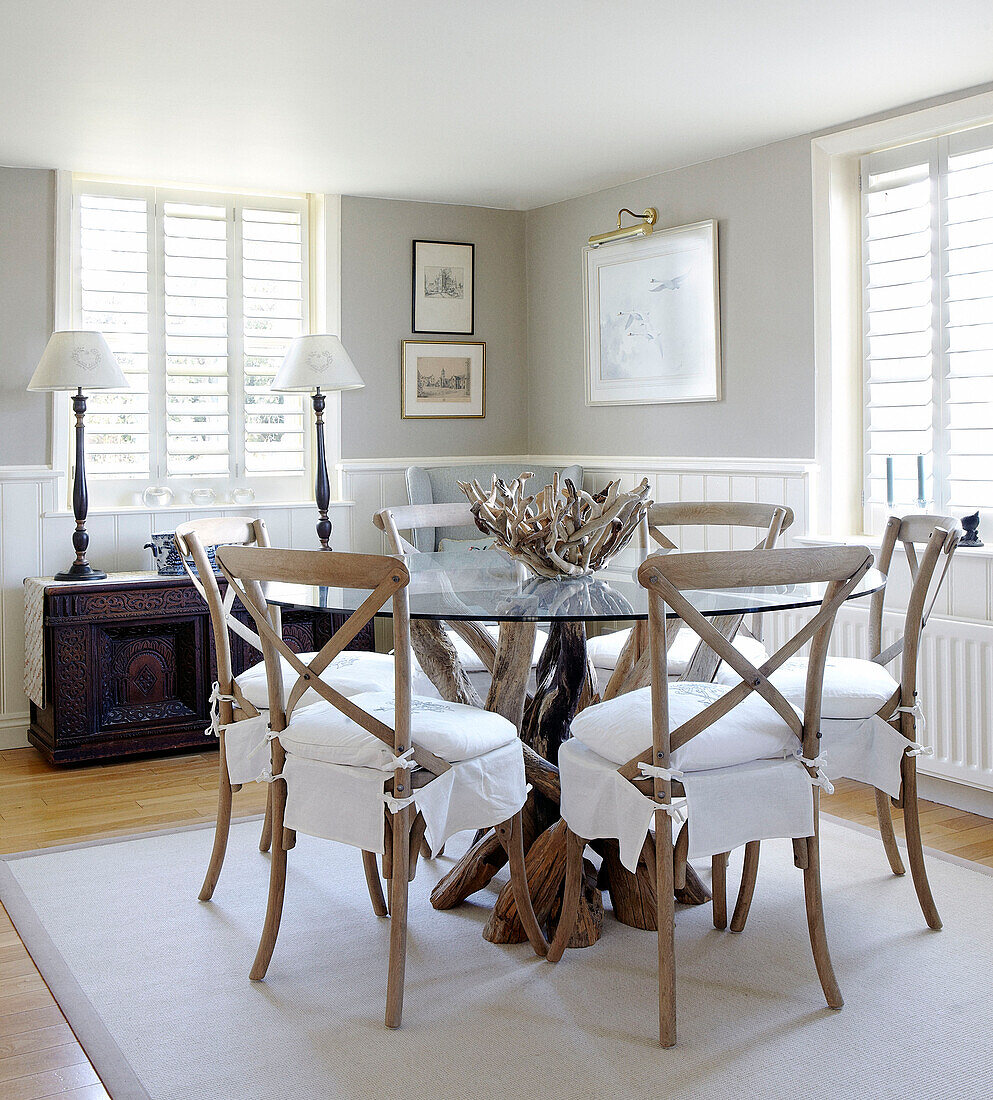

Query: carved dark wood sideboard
<box><xmin>28</xmin><ymin>573</ymin><xmax>374</xmax><ymax>765</ymax></box>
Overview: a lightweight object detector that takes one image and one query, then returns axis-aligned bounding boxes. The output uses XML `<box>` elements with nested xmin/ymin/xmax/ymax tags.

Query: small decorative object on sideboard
<box><xmin>459</xmin><ymin>471</ymin><xmax>651</xmax><ymax>579</ymax></box>
<box><xmin>145</xmin><ymin>532</ymin><xmax>218</xmax><ymax>576</ymax></box>
<box><xmin>960</xmin><ymin>511</ymin><xmax>983</xmax><ymax>547</ymax></box>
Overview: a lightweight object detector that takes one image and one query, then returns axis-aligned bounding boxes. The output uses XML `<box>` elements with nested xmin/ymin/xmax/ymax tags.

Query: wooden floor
<box><xmin>0</xmin><ymin>747</ymin><xmax>991</xmax><ymax>1098</ymax></box>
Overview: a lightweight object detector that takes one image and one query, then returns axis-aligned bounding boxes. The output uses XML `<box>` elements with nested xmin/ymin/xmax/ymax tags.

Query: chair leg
<box><xmin>801</xmin><ymin>834</ymin><xmax>843</xmax><ymax>1010</ymax></box>
<box><xmin>712</xmin><ymin>852</ymin><xmax>728</xmax><ymax>929</ymax></box>
<box><xmin>385</xmin><ymin>807</ymin><xmax>412</xmax><ymax>1029</ymax></box>
<box><xmin>729</xmin><ymin>841</ymin><xmax>760</xmax><ymax>933</ymax></box>
<box><xmin>362</xmin><ymin>850</ymin><xmax>388</xmax><ymax>917</ymax></box>
<box><xmin>547</xmin><ymin>827</ymin><xmax>584</xmax><ymax>963</ymax></box>
<box><xmin>901</xmin><ymin>758</ymin><xmax>942</xmax><ymax>930</ymax></box>
<box><xmin>672</xmin><ymin>821</ymin><xmax>689</xmax><ymax>891</ymax></box>
<box><xmin>259</xmin><ymin>785</ymin><xmax>273</xmax><ymax>854</ymax></box>
<box><xmin>249</xmin><ymin>778</ymin><xmax>288</xmax><ymax>981</ymax></box>
<box><xmin>873</xmin><ymin>787</ymin><xmax>905</xmax><ymax>875</ymax></box>
<box><xmin>656</xmin><ymin>810</ymin><xmax>677</xmax><ymax>1048</ymax></box>
<box><xmin>199</xmin><ymin>739</ymin><xmax>233</xmax><ymax>902</ymax></box>
<box><xmin>497</xmin><ymin>812</ymin><xmax>549</xmax><ymax>958</ymax></box>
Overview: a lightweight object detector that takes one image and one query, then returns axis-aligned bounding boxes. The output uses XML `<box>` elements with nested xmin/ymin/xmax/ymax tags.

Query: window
<box><xmin>861</xmin><ymin>123</ymin><xmax>993</xmax><ymax>532</ymax></box>
<box><xmin>70</xmin><ymin>178</ymin><xmax>312</xmax><ymax>505</ymax></box>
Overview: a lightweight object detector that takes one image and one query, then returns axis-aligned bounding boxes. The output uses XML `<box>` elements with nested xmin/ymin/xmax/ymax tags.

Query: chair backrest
<box><xmin>405</xmin><ymin>462</ymin><xmax>584</xmax><ymax>550</ymax></box>
<box><xmin>214</xmin><ymin>546</ymin><xmax>447</xmax><ymax>783</ymax></box>
<box><xmin>869</xmin><ymin>514</ymin><xmax>963</xmax><ymax>696</ymax></box>
<box><xmin>620</xmin><ymin>545</ymin><xmax>873</xmax><ymax>792</ymax></box>
<box><xmin>374</xmin><ymin>502</ymin><xmax>477</xmax><ymax>556</ymax></box>
<box><xmin>640</xmin><ymin>500</ymin><xmax>794</xmax><ymax>655</ymax></box>
<box><xmin>373</xmin><ymin>502</ymin><xmax>500</xmax><ymax>674</ymax></box>
<box><xmin>644</xmin><ymin>501</ymin><xmax>794</xmax><ymax>551</ymax></box>
<box><xmin>174</xmin><ymin>517</ymin><xmax>277</xmax><ymax>701</ymax></box>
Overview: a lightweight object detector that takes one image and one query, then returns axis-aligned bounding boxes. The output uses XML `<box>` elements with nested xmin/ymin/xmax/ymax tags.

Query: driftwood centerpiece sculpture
<box><xmin>458</xmin><ymin>472</ymin><xmax>652</xmax><ymax>579</ymax></box>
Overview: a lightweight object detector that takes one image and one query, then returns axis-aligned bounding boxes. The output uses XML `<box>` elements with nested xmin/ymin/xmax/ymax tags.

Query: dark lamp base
<box><xmin>55</xmin><ymin>562</ymin><xmax>107</xmax><ymax>582</ymax></box>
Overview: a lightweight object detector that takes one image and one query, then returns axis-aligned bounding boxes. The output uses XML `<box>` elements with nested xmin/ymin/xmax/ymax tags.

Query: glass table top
<box><xmin>265</xmin><ymin>545</ymin><xmax>885</xmax><ymax>623</ymax></box>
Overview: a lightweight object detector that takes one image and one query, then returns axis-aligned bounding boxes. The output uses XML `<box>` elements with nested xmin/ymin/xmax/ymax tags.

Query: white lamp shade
<box><xmin>272</xmin><ymin>334</ymin><xmax>364</xmax><ymax>393</ymax></box>
<box><xmin>27</xmin><ymin>331</ymin><xmax>128</xmax><ymax>392</ymax></box>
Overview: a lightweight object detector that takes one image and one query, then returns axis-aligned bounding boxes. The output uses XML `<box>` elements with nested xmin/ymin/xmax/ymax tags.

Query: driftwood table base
<box><xmin>417</xmin><ymin>615</ymin><xmax>710</xmax><ymax>949</ymax></box>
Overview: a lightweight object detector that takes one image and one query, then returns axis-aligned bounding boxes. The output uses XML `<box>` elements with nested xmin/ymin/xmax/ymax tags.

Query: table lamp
<box><xmin>272</xmin><ymin>334</ymin><xmax>364</xmax><ymax>550</ymax></box>
<box><xmin>28</xmin><ymin>331</ymin><xmax>128</xmax><ymax>581</ymax></box>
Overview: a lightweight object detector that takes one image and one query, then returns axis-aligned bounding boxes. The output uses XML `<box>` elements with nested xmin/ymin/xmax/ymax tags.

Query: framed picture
<box><xmin>412</xmin><ymin>239</ymin><xmax>474</xmax><ymax>334</ymax></box>
<box><xmin>401</xmin><ymin>340</ymin><xmax>485</xmax><ymax>419</ymax></box>
<box><xmin>584</xmin><ymin>219</ymin><xmax>721</xmax><ymax>406</ymax></box>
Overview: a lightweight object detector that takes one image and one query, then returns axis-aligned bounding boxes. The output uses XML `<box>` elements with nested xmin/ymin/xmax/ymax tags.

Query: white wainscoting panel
<box><xmin>340</xmin><ymin>454</ymin><xmax>814</xmax><ymax>554</ymax></box>
<box><xmin>0</xmin><ymin>465</ymin><xmax>351</xmax><ymax>748</ymax></box>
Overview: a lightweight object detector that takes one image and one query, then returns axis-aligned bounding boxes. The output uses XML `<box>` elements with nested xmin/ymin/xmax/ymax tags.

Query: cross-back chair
<box><xmin>175</xmin><ymin>517</ymin><xmax>402</xmax><ymax>903</ymax></box>
<box><xmin>550</xmin><ymin>544</ymin><xmax>872</xmax><ymax>1047</ymax></box>
<box><xmin>590</xmin><ymin>500</ymin><xmax>795</xmax><ymax>698</ymax></box>
<box><xmin>727</xmin><ymin>514</ymin><xmax>962</xmax><ymax>932</ymax></box>
<box><xmin>374</xmin><ymin>503</ymin><xmax>547</xmax><ymax>690</ymax></box>
<box><xmin>214</xmin><ymin>545</ymin><xmax>549</xmax><ymax>1029</ymax></box>
<box><xmin>174</xmin><ymin>518</ymin><xmax>279</xmax><ymax>900</ymax></box>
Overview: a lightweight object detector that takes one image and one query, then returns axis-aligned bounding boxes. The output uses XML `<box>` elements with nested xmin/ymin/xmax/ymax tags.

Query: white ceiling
<box><xmin>2</xmin><ymin>1</ymin><xmax>993</xmax><ymax>210</ymax></box>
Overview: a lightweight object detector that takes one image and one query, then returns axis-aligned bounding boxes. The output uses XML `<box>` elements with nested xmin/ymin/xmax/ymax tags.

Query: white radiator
<box><xmin>765</xmin><ymin>606</ymin><xmax>993</xmax><ymax>793</ymax></box>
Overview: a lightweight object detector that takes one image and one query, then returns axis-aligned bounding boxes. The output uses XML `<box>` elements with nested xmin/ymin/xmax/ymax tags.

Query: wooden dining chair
<box><xmin>590</xmin><ymin>501</ymin><xmax>795</xmax><ymax>698</ymax></box>
<box><xmin>214</xmin><ymin>545</ymin><xmax>549</xmax><ymax>1028</ymax></box>
<box><xmin>374</xmin><ymin>503</ymin><xmax>548</xmax><ymax>697</ymax></box>
<box><xmin>729</xmin><ymin>514</ymin><xmax>963</xmax><ymax>932</ymax></box>
<box><xmin>175</xmin><ymin>517</ymin><xmax>401</xmax><ymax>903</ymax></box>
<box><xmin>549</xmin><ymin>544</ymin><xmax>872</xmax><ymax>1047</ymax></box>
<box><xmin>174</xmin><ymin>518</ymin><xmax>278</xmax><ymax>901</ymax></box>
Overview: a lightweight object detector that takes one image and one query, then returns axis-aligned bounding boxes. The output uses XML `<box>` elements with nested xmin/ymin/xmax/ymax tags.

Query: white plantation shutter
<box><xmin>70</xmin><ymin>180</ymin><xmax>310</xmax><ymax>505</ymax></box>
<box><xmin>944</xmin><ymin>126</ymin><xmax>993</xmax><ymax>511</ymax></box>
<box><xmin>861</xmin><ymin>123</ymin><xmax>993</xmax><ymax>528</ymax></box>
<box><xmin>241</xmin><ymin>208</ymin><xmax>306</xmax><ymax>475</ymax></box>
<box><xmin>77</xmin><ymin>191</ymin><xmax>152</xmax><ymax>477</ymax></box>
<box><xmin>163</xmin><ymin>200</ymin><xmax>231</xmax><ymax>476</ymax></box>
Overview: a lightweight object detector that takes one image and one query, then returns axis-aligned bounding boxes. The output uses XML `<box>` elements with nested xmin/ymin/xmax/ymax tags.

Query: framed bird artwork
<box><xmin>583</xmin><ymin>218</ymin><xmax>721</xmax><ymax>405</ymax></box>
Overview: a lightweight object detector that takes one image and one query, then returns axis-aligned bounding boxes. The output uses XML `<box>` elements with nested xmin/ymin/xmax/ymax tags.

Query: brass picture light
<box><xmin>588</xmin><ymin>207</ymin><xmax>658</xmax><ymax>248</ymax></box>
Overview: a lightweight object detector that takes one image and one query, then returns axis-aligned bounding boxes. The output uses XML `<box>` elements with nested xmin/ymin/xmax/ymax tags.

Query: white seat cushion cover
<box><xmin>570</xmin><ymin>681</ymin><xmax>800</xmax><ymax>772</ymax></box>
<box><xmin>237</xmin><ymin>651</ymin><xmax>440</xmax><ymax>711</ymax></box>
<box><xmin>756</xmin><ymin>656</ymin><xmax>899</xmax><ymax>720</ymax></box>
<box><xmin>278</xmin><ymin>691</ymin><xmax>518</xmax><ymax>769</ymax></box>
<box><xmin>589</xmin><ymin>627</ymin><xmax>767</xmax><ymax>677</ymax></box>
<box><xmin>445</xmin><ymin>625</ymin><xmax>548</xmax><ymax>673</ymax></box>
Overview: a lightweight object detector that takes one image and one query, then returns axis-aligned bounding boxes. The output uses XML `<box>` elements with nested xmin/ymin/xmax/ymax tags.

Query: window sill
<box><xmin>43</xmin><ymin>499</ymin><xmax>355</xmax><ymax>519</ymax></box>
<box><xmin>796</xmin><ymin>533</ymin><xmax>993</xmax><ymax>560</ymax></box>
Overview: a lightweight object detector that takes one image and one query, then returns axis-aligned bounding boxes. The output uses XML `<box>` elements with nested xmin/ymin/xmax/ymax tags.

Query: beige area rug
<box><xmin>2</xmin><ymin>815</ymin><xmax>992</xmax><ymax>1100</ymax></box>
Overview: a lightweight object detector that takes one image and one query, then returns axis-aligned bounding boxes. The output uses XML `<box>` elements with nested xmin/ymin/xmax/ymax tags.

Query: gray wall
<box><xmin>0</xmin><ymin>166</ymin><xmax>54</xmax><ymax>465</ymax></box>
<box><xmin>524</xmin><ymin>136</ymin><xmax>815</xmax><ymax>459</ymax></box>
<box><xmin>339</xmin><ymin>196</ymin><xmax>529</xmax><ymax>459</ymax></box>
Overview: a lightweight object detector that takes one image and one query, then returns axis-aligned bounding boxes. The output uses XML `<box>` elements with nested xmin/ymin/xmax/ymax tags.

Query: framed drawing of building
<box><xmin>412</xmin><ymin>240</ymin><xmax>475</xmax><ymax>334</ymax></box>
<box><xmin>401</xmin><ymin>340</ymin><xmax>485</xmax><ymax>419</ymax></box>
<box><xmin>584</xmin><ymin>219</ymin><xmax>721</xmax><ymax>405</ymax></box>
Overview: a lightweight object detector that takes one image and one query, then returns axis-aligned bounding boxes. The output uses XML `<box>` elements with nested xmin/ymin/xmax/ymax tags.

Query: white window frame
<box><xmin>53</xmin><ymin>174</ymin><xmax>334</xmax><ymax>511</ymax></box>
<box><xmin>812</xmin><ymin>89</ymin><xmax>993</xmax><ymax>537</ymax></box>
